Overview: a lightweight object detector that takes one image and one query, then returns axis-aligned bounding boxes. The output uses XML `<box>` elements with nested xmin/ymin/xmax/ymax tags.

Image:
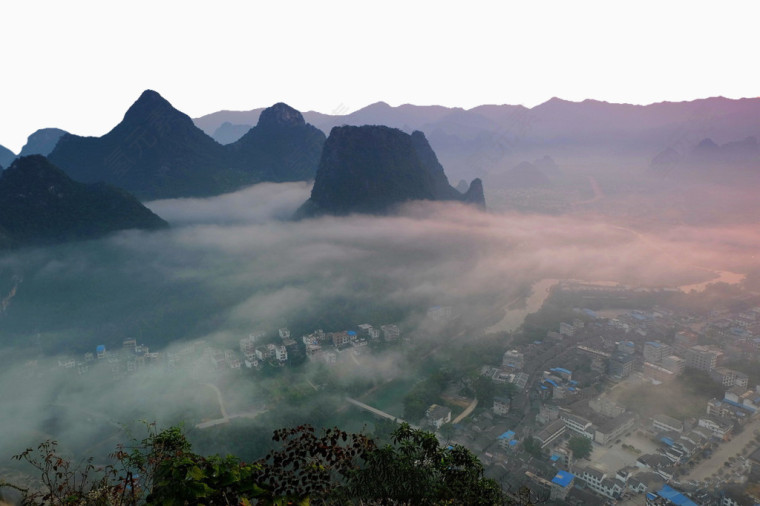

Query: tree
<box><xmin>522</xmin><ymin>437</ymin><xmax>545</xmax><ymax>459</ymax></box>
<box><xmin>4</xmin><ymin>423</ymin><xmax>521</xmax><ymax>505</ymax></box>
<box><xmin>347</xmin><ymin>423</ymin><xmax>508</xmax><ymax>505</ymax></box>
<box><xmin>473</xmin><ymin>375</ymin><xmax>496</xmax><ymax>407</ymax></box>
<box><xmin>568</xmin><ymin>436</ymin><xmax>593</xmax><ymax>460</ymax></box>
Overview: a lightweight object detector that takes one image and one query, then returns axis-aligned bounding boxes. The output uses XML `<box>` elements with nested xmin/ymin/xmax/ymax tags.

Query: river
<box><xmin>486</xmin><ymin>269</ymin><xmax>746</xmax><ymax>334</ymax></box>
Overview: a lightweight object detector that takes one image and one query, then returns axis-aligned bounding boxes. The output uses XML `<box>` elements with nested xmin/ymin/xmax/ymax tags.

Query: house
<box><xmin>502</xmin><ymin>349</ymin><xmax>524</xmax><ymax>370</ymax></box>
<box><xmin>549</xmin><ymin>470</ymin><xmax>574</xmax><ymax>500</ymax></box>
<box><xmin>493</xmin><ymin>396</ymin><xmax>510</xmax><ymax>416</ymax></box>
<box><xmin>425</xmin><ymin>404</ymin><xmax>451</xmax><ymax>429</ymax></box>
<box><xmin>697</xmin><ymin>416</ymin><xmax>734</xmax><ymax>440</ymax></box>
<box><xmin>381</xmin><ymin>324</ymin><xmax>400</xmax><ymax>341</ymax></box>
<box><xmin>331</xmin><ymin>331</ymin><xmax>351</xmax><ymax>348</ymax></box>
<box><xmin>608</xmin><ymin>351</ymin><xmax>634</xmax><ymax>378</ymax></box>
<box><xmin>497</xmin><ymin>430</ymin><xmax>515</xmax><ymax>450</ymax></box>
<box><xmin>649</xmin><ymin>485</ymin><xmax>698</xmax><ymax>506</ymax></box>
<box><xmin>576</xmin><ymin>466</ymin><xmax>623</xmax><ymax>500</ymax></box>
<box><xmin>275</xmin><ymin>345</ymin><xmax>288</xmax><ymax>363</ymax></box>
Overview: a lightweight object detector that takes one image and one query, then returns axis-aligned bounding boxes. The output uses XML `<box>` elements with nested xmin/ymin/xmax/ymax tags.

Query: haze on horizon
<box><xmin>1</xmin><ymin>178</ymin><xmax>759</xmax><ymax>461</ymax></box>
<box><xmin>1</xmin><ymin>0</ymin><xmax>759</xmax><ymax>152</ymax></box>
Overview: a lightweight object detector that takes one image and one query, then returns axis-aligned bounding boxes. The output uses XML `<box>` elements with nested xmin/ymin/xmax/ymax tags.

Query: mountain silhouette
<box><xmin>0</xmin><ymin>155</ymin><xmax>167</xmax><ymax>248</ymax></box>
<box><xmin>297</xmin><ymin>125</ymin><xmax>484</xmax><ymax>217</ymax></box>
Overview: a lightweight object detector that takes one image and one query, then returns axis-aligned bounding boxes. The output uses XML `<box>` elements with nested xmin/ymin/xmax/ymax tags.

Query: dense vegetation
<box><xmin>1</xmin><ymin>423</ymin><xmax>522</xmax><ymax>505</ymax></box>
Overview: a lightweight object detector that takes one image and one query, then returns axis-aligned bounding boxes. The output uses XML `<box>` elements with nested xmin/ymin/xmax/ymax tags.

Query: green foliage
<box><xmin>568</xmin><ymin>436</ymin><xmax>592</xmax><ymax>459</ymax></box>
<box><xmin>4</xmin><ymin>422</ymin><xmax>516</xmax><ymax>505</ymax></box>
<box><xmin>346</xmin><ymin>423</ymin><xmax>508</xmax><ymax>505</ymax></box>
<box><xmin>473</xmin><ymin>375</ymin><xmax>496</xmax><ymax>407</ymax></box>
<box><xmin>522</xmin><ymin>437</ymin><xmax>545</xmax><ymax>459</ymax></box>
<box><xmin>402</xmin><ymin>371</ymin><xmax>450</xmax><ymax>421</ymax></box>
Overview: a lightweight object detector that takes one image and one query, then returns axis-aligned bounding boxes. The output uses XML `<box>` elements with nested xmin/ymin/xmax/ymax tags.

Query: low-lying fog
<box><xmin>1</xmin><ymin>181</ymin><xmax>758</xmax><ymax>463</ymax></box>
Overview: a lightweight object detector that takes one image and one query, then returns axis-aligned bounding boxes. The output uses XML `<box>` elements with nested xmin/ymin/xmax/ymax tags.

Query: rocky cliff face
<box><xmin>297</xmin><ymin>125</ymin><xmax>486</xmax><ymax>217</ymax></box>
<box><xmin>0</xmin><ymin>155</ymin><xmax>167</xmax><ymax>248</ymax></box>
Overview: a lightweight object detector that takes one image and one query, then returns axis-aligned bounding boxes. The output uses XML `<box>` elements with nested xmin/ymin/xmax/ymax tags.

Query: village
<box><xmin>45</xmin><ymin>281</ymin><xmax>760</xmax><ymax>505</ymax></box>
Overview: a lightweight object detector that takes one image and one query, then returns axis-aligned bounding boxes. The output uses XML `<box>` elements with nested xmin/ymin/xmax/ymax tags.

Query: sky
<box><xmin>1</xmin><ymin>0</ymin><xmax>758</xmax><ymax>152</ymax></box>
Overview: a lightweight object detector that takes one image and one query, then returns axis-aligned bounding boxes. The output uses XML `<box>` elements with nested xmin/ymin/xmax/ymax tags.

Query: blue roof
<box><xmin>551</xmin><ymin>367</ymin><xmax>572</xmax><ymax>375</ymax></box>
<box><xmin>347</xmin><ymin>331</ymin><xmax>357</xmax><ymax>336</ymax></box>
<box><xmin>551</xmin><ymin>470</ymin><xmax>574</xmax><ymax>487</ymax></box>
<box><xmin>540</xmin><ymin>385</ymin><xmax>548</xmax><ymax>390</ymax></box>
<box><xmin>568</xmin><ymin>387</ymin><xmax>576</xmax><ymax>392</ymax></box>
<box><xmin>647</xmin><ymin>493</ymin><xmax>658</xmax><ymax>500</ymax></box>
<box><xmin>550</xmin><ymin>454</ymin><xmax>561</xmax><ymax>461</ymax></box>
<box><xmin>568</xmin><ymin>380</ymin><xmax>578</xmax><ymax>385</ymax></box>
<box><xmin>96</xmin><ymin>345</ymin><xmax>105</xmax><ymax>352</ymax></box>
<box><xmin>545</xmin><ymin>379</ymin><xmax>559</xmax><ymax>387</ymax></box>
<box><xmin>722</xmin><ymin>398</ymin><xmax>756</xmax><ymax>413</ymax></box>
<box><xmin>508</xmin><ymin>440</ymin><xmax>518</xmax><ymax>447</ymax></box>
<box><xmin>661</xmin><ymin>437</ymin><xmax>674</xmax><ymax>446</ymax></box>
<box><xmin>657</xmin><ymin>485</ymin><xmax>697</xmax><ymax>506</ymax></box>
<box><xmin>646</xmin><ymin>341</ymin><xmax>661</xmax><ymax>347</ymax></box>
<box><xmin>498</xmin><ymin>430</ymin><xmax>515</xmax><ymax>440</ymax></box>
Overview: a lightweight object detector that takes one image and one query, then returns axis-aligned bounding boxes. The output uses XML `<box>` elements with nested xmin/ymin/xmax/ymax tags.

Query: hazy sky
<box><xmin>1</xmin><ymin>0</ymin><xmax>758</xmax><ymax>152</ymax></box>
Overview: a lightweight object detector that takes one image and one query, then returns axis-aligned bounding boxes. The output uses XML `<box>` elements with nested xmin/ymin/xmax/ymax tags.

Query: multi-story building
<box><xmin>608</xmin><ymin>351</ymin><xmax>634</xmax><ymax>379</ymax></box>
<box><xmin>594</xmin><ymin>412</ymin><xmax>636</xmax><ymax>446</ymax></box>
<box><xmin>493</xmin><ymin>396</ymin><xmax>510</xmax><ymax>416</ymax></box>
<box><xmin>380</xmin><ymin>324</ymin><xmax>400</xmax><ymax>341</ymax></box>
<box><xmin>534</xmin><ymin>419</ymin><xmax>566</xmax><ymax>449</ymax></box>
<box><xmin>502</xmin><ymin>349</ymin><xmax>524</xmax><ymax>370</ymax></box>
<box><xmin>643</xmin><ymin>341</ymin><xmax>672</xmax><ymax>363</ymax></box>
<box><xmin>662</xmin><ymin>355</ymin><xmax>685</xmax><ymax>374</ymax></box>
<box><xmin>685</xmin><ymin>345</ymin><xmax>722</xmax><ymax>372</ymax></box>
<box><xmin>710</xmin><ymin>367</ymin><xmax>738</xmax><ymax>387</ymax></box>
<box><xmin>643</xmin><ymin>362</ymin><xmax>676</xmax><ymax>382</ymax></box>
<box><xmin>560</xmin><ymin>411</ymin><xmax>595</xmax><ymax>440</ymax></box>
<box><xmin>652</xmin><ymin>414</ymin><xmax>683</xmax><ymax>434</ymax></box>
<box><xmin>673</xmin><ymin>330</ymin><xmax>699</xmax><ymax>355</ymax></box>
<box><xmin>697</xmin><ymin>416</ymin><xmax>734</xmax><ymax>440</ymax></box>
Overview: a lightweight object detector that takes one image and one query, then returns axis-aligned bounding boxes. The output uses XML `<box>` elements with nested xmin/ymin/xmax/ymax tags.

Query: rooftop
<box><xmin>656</xmin><ymin>485</ymin><xmax>697</xmax><ymax>506</ymax></box>
<box><xmin>551</xmin><ymin>470</ymin><xmax>574</xmax><ymax>488</ymax></box>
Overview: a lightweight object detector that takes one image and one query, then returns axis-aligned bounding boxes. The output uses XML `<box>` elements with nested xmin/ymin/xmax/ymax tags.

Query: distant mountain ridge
<box><xmin>0</xmin><ymin>144</ymin><xmax>14</xmax><ymax>169</ymax></box>
<box><xmin>0</xmin><ymin>156</ymin><xmax>167</xmax><ymax>248</ymax></box>
<box><xmin>297</xmin><ymin>126</ymin><xmax>484</xmax><ymax>217</ymax></box>
<box><xmin>195</xmin><ymin>96</ymin><xmax>760</xmax><ymax>182</ymax></box>
<box><xmin>48</xmin><ymin>91</ymin><xmax>325</xmax><ymax>200</ymax></box>
<box><xmin>19</xmin><ymin>128</ymin><xmax>68</xmax><ymax>157</ymax></box>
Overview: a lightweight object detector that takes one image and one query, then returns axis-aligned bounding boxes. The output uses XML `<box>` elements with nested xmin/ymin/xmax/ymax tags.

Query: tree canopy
<box><xmin>568</xmin><ymin>435</ymin><xmax>593</xmax><ymax>460</ymax></box>
<box><xmin>3</xmin><ymin>422</ymin><xmax>522</xmax><ymax>505</ymax></box>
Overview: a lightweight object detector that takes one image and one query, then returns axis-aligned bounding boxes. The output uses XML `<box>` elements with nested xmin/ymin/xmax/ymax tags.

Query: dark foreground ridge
<box><xmin>0</xmin><ymin>155</ymin><xmax>167</xmax><ymax>248</ymax></box>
